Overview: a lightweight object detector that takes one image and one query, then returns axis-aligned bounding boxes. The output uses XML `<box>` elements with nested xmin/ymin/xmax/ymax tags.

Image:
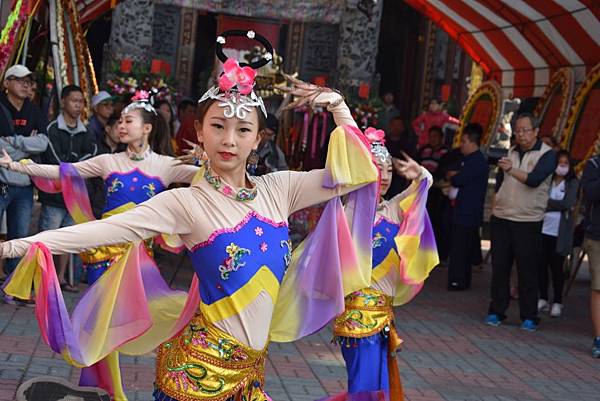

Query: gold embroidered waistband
<box><xmin>80</xmin><ymin>204</ymin><xmax>153</xmax><ymax>264</ymax></box>
<box><xmin>156</xmin><ymin>311</ymin><xmax>269</xmax><ymax>401</ymax></box>
<box><xmin>79</xmin><ymin>241</ymin><xmax>153</xmax><ymax>264</ymax></box>
<box><xmin>334</xmin><ymin>287</ymin><xmax>394</xmax><ymax>338</ymax></box>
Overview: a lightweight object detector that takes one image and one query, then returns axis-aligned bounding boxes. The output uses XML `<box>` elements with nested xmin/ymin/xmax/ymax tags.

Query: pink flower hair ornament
<box><xmin>364</xmin><ymin>127</ymin><xmax>391</xmax><ymax>164</ymax></box>
<box><xmin>364</xmin><ymin>127</ymin><xmax>386</xmax><ymax>144</ymax></box>
<box><xmin>123</xmin><ymin>89</ymin><xmax>158</xmax><ymax>116</ymax></box>
<box><xmin>218</xmin><ymin>58</ymin><xmax>257</xmax><ymax>96</ymax></box>
<box><xmin>131</xmin><ymin>89</ymin><xmax>150</xmax><ymax>102</ymax></box>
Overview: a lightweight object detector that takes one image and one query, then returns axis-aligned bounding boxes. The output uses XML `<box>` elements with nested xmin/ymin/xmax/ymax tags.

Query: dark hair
<box><xmin>543</xmin><ymin>136</ymin><xmax>558</xmax><ymax>147</ymax></box>
<box><xmin>134</xmin><ymin>107</ymin><xmax>174</xmax><ymax>156</ymax></box>
<box><xmin>196</xmin><ymin>98</ymin><xmax>267</xmax><ymax>133</ymax></box>
<box><xmin>428</xmin><ymin>125</ymin><xmax>443</xmax><ymax>136</ymax></box>
<box><xmin>515</xmin><ymin>112</ymin><xmax>539</xmax><ymax>129</ymax></box>
<box><xmin>390</xmin><ymin>115</ymin><xmax>404</xmax><ymax>123</ymax></box>
<box><xmin>106</xmin><ymin>114</ymin><xmax>119</xmax><ymax>127</ymax></box>
<box><xmin>61</xmin><ymin>85</ymin><xmax>83</xmax><ymax>99</ymax></box>
<box><xmin>555</xmin><ymin>149</ymin><xmax>576</xmax><ymax>181</ymax></box>
<box><xmin>154</xmin><ymin>100</ymin><xmax>175</xmax><ymax>137</ymax></box>
<box><xmin>178</xmin><ymin>99</ymin><xmax>196</xmax><ymax>113</ymax></box>
<box><xmin>463</xmin><ymin>123</ymin><xmax>483</xmax><ymax>146</ymax></box>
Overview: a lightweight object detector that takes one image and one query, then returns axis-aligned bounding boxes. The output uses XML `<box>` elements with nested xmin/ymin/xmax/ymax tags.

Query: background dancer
<box><xmin>324</xmin><ymin>128</ymin><xmax>438</xmax><ymax>401</ymax></box>
<box><xmin>0</xmin><ymin>93</ymin><xmax>199</xmax><ymax>400</ymax></box>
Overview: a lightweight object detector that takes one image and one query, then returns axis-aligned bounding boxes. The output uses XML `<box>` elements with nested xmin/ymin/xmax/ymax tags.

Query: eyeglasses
<box><xmin>8</xmin><ymin>77</ymin><xmax>34</xmax><ymax>87</ymax></box>
<box><xmin>514</xmin><ymin>127</ymin><xmax>534</xmax><ymax>134</ymax></box>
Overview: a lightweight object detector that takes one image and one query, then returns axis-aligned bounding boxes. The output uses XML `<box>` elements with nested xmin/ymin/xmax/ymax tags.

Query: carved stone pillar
<box><xmin>109</xmin><ymin>0</ymin><xmax>154</xmax><ymax>63</ymax></box>
<box><xmin>336</xmin><ymin>0</ymin><xmax>384</xmax><ymax>93</ymax></box>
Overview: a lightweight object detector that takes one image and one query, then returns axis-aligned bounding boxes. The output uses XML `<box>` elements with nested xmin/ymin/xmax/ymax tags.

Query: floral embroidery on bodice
<box><xmin>189</xmin><ymin>212</ymin><xmax>290</xmax><ymax>322</ymax></box>
<box><xmin>103</xmin><ymin>168</ymin><xmax>165</xmax><ymax>213</ymax></box>
<box><xmin>372</xmin><ymin>216</ymin><xmax>400</xmax><ymax>269</ymax></box>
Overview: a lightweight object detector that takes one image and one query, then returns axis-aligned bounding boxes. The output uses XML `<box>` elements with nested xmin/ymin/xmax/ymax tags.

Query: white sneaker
<box><xmin>550</xmin><ymin>303</ymin><xmax>563</xmax><ymax>318</ymax></box>
<box><xmin>538</xmin><ymin>299</ymin><xmax>549</xmax><ymax>312</ymax></box>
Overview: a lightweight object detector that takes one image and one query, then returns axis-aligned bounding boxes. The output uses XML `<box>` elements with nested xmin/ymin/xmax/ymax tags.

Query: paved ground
<box><xmin>1</xmin><ymin>247</ymin><xmax>600</xmax><ymax>401</ymax></box>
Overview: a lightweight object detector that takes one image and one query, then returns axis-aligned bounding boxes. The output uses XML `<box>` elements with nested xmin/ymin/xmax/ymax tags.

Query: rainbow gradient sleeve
<box><xmin>392</xmin><ymin>177</ymin><xmax>439</xmax><ymax>305</ymax></box>
<box><xmin>270</xmin><ymin>125</ymin><xmax>379</xmax><ymax>342</ymax></box>
<box><xmin>2</xmin><ymin>242</ymin><xmax>199</xmax><ymax>367</ymax></box>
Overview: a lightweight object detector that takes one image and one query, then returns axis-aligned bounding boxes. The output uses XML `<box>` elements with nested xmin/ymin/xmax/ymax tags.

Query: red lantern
<box><xmin>120</xmin><ymin>59</ymin><xmax>132</xmax><ymax>73</ymax></box>
<box><xmin>358</xmin><ymin>83</ymin><xmax>370</xmax><ymax>99</ymax></box>
<box><xmin>151</xmin><ymin>59</ymin><xmax>162</xmax><ymax>74</ymax></box>
<box><xmin>441</xmin><ymin>84</ymin><xmax>451</xmax><ymax>102</ymax></box>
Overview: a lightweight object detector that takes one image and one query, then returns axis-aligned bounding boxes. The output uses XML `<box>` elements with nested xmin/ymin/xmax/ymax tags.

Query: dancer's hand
<box><xmin>175</xmin><ymin>139</ymin><xmax>207</xmax><ymax>166</ymax></box>
<box><xmin>279</xmin><ymin>73</ymin><xmax>344</xmax><ymax>111</ymax></box>
<box><xmin>0</xmin><ymin>149</ymin><xmax>13</xmax><ymax>169</ymax></box>
<box><xmin>393</xmin><ymin>152</ymin><xmax>421</xmax><ymax>181</ymax></box>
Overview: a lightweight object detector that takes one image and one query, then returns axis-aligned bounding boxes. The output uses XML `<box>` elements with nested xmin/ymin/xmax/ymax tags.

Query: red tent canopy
<box><xmin>76</xmin><ymin>0</ymin><xmax>116</xmax><ymax>25</ymax></box>
<box><xmin>406</xmin><ymin>0</ymin><xmax>600</xmax><ymax>97</ymax></box>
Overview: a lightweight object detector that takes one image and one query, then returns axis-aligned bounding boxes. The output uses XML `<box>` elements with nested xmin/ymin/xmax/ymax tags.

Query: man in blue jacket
<box><xmin>447</xmin><ymin>123</ymin><xmax>488</xmax><ymax>290</ymax></box>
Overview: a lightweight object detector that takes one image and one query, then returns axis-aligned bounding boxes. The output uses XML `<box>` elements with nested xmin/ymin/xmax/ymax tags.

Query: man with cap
<box><xmin>0</xmin><ymin>64</ymin><xmax>48</xmax><ymax>291</ymax></box>
<box><xmin>87</xmin><ymin>90</ymin><xmax>115</xmax><ymax>144</ymax></box>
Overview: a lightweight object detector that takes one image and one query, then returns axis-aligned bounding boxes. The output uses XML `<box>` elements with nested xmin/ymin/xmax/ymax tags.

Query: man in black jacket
<box><xmin>38</xmin><ymin>85</ymin><xmax>96</xmax><ymax>291</ymax></box>
<box><xmin>581</xmin><ymin>155</ymin><xmax>600</xmax><ymax>358</ymax></box>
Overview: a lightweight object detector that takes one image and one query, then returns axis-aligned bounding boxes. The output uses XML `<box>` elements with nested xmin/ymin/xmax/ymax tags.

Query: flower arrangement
<box><xmin>351</xmin><ymin>102</ymin><xmax>381</xmax><ymax>130</ymax></box>
<box><xmin>0</xmin><ymin>0</ymin><xmax>27</xmax><ymax>74</ymax></box>
<box><xmin>105</xmin><ymin>63</ymin><xmax>179</xmax><ymax>105</ymax></box>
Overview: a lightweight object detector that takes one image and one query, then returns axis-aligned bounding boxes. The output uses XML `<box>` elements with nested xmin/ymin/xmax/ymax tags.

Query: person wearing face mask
<box><xmin>538</xmin><ymin>150</ymin><xmax>578</xmax><ymax>318</ymax></box>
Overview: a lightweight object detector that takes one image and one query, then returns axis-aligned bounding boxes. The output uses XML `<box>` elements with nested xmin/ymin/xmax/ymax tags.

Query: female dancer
<box><xmin>0</xmin><ymin>94</ymin><xmax>199</xmax><ymax>400</ymax></box>
<box><xmin>325</xmin><ymin>129</ymin><xmax>438</xmax><ymax>401</ymax></box>
<box><xmin>1</xmin><ymin>31</ymin><xmax>379</xmax><ymax>401</ymax></box>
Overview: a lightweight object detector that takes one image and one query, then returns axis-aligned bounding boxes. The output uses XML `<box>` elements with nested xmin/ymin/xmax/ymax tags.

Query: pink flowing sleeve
<box><xmin>270</xmin><ymin>124</ymin><xmax>379</xmax><ymax>342</ymax></box>
<box><xmin>390</xmin><ymin>167</ymin><xmax>439</xmax><ymax>306</ymax></box>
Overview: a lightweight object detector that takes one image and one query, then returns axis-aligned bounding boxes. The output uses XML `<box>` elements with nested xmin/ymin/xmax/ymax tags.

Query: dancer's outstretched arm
<box><xmin>0</xmin><ymin>149</ymin><xmax>109</xmax><ymax>179</ymax></box>
<box><xmin>0</xmin><ymin>189</ymin><xmax>194</xmax><ymax>257</ymax></box>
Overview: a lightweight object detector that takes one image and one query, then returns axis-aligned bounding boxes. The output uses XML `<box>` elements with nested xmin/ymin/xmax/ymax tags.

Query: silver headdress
<box><xmin>370</xmin><ymin>142</ymin><xmax>392</xmax><ymax>164</ymax></box>
<box><xmin>199</xmin><ymin>85</ymin><xmax>266</xmax><ymax>119</ymax></box>
<box><xmin>364</xmin><ymin>127</ymin><xmax>391</xmax><ymax>164</ymax></box>
<box><xmin>199</xmin><ymin>30</ymin><xmax>273</xmax><ymax>119</ymax></box>
<box><xmin>123</xmin><ymin>89</ymin><xmax>158</xmax><ymax>115</ymax></box>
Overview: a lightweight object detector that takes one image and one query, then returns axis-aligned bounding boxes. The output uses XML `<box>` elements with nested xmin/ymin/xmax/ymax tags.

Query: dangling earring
<box><xmin>247</xmin><ymin>149</ymin><xmax>259</xmax><ymax>172</ymax></box>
